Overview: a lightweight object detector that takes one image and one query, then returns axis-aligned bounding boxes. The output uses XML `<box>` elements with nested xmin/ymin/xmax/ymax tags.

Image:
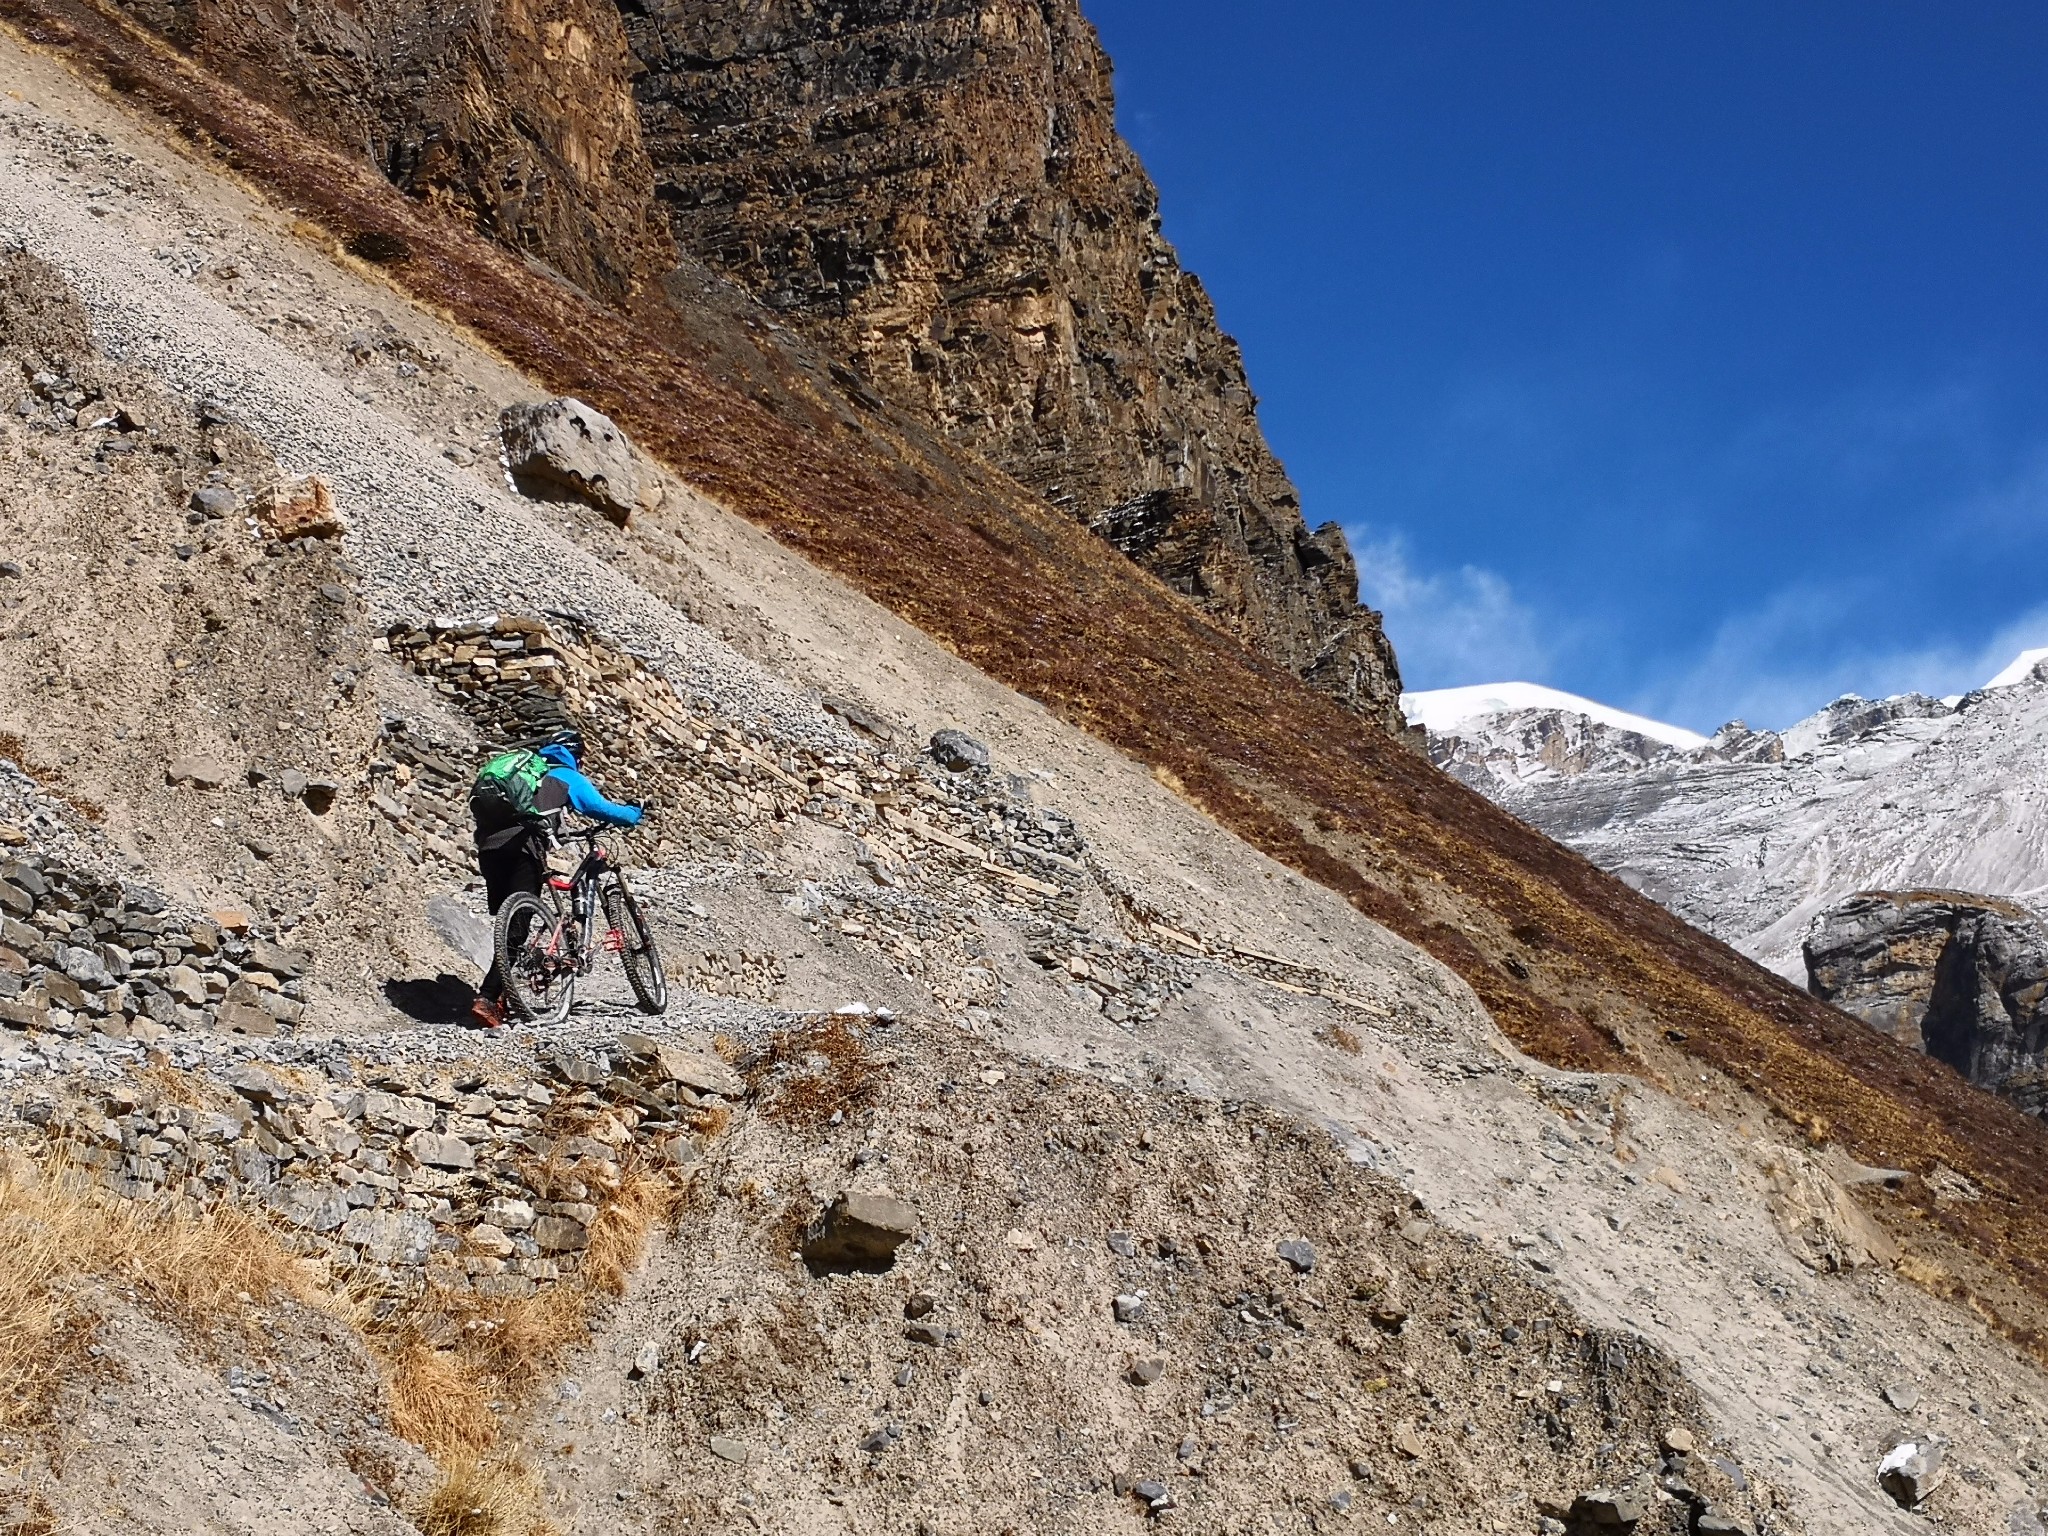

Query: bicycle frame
<box><xmin>535</xmin><ymin>823</ymin><xmax>625</xmax><ymax>978</ymax></box>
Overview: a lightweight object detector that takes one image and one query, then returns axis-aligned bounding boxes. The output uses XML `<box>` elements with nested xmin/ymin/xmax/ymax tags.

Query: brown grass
<box><xmin>581</xmin><ymin>1162</ymin><xmax>679</xmax><ymax>1297</ymax></box>
<box><xmin>1323</xmin><ymin>1024</ymin><xmax>1362</xmax><ymax>1056</ymax></box>
<box><xmin>415</xmin><ymin>1455</ymin><xmax>558</xmax><ymax>1536</ymax></box>
<box><xmin>11</xmin><ymin>0</ymin><xmax>2048</xmax><ymax>1342</ymax></box>
<box><xmin>375</xmin><ymin>1159</ymin><xmax>683</xmax><ymax>1459</ymax></box>
<box><xmin>0</xmin><ymin>1490</ymin><xmax>55</xmax><ymax>1536</ymax></box>
<box><xmin>747</xmin><ymin>1017</ymin><xmax>881</xmax><ymax>1129</ymax></box>
<box><xmin>0</xmin><ymin>1152</ymin><xmax>314</xmax><ymax>1431</ymax></box>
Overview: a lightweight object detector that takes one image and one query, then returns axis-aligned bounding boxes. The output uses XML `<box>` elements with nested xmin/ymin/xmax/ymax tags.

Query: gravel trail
<box><xmin>0</xmin><ymin>129</ymin><xmax>849</xmax><ymax>755</ymax></box>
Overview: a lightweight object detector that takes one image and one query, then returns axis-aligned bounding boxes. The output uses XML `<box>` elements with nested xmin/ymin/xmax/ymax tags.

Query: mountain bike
<box><xmin>494</xmin><ymin>816</ymin><xmax>667</xmax><ymax>1024</ymax></box>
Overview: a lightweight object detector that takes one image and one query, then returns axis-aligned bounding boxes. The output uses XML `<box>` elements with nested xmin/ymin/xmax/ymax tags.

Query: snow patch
<box><xmin>1984</xmin><ymin>647</ymin><xmax>2048</xmax><ymax>690</ymax></box>
<box><xmin>1401</xmin><ymin>682</ymin><xmax>1708</xmax><ymax>751</ymax></box>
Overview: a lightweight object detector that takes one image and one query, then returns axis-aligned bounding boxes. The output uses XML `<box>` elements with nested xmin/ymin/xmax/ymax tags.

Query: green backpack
<box><xmin>470</xmin><ymin>748</ymin><xmax>550</xmax><ymax>822</ymax></box>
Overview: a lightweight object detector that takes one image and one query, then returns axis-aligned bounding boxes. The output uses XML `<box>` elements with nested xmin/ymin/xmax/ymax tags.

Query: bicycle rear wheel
<box><xmin>496</xmin><ymin>890</ymin><xmax>576</xmax><ymax>1025</ymax></box>
<box><xmin>603</xmin><ymin>879</ymin><xmax>667</xmax><ymax>1016</ymax></box>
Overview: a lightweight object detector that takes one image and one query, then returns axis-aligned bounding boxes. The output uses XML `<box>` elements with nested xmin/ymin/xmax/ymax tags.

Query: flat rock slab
<box><xmin>166</xmin><ymin>755</ymin><xmax>233</xmax><ymax>789</ymax></box>
<box><xmin>618</xmin><ymin>1030</ymin><xmax>743</xmax><ymax>1098</ymax></box>
<box><xmin>340</xmin><ymin>1208</ymin><xmax>436</xmax><ymax>1266</ymax></box>
<box><xmin>407</xmin><ymin>1130</ymin><xmax>475</xmax><ymax>1170</ymax></box>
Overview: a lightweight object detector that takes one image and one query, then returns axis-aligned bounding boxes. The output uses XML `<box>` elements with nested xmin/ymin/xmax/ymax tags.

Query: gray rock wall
<box><xmin>1804</xmin><ymin>890</ymin><xmax>2048</xmax><ymax>1115</ymax></box>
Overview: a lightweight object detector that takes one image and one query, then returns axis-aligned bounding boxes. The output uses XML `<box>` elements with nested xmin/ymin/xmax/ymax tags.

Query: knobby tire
<box><xmin>604</xmin><ymin>878</ymin><xmax>667</xmax><ymax>1015</ymax></box>
<box><xmin>496</xmin><ymin>889</ymin><xmax>575</xmax><ymax>1025</ymax></box>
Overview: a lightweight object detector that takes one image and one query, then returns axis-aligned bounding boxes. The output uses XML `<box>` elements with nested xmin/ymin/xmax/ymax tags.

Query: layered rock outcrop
<box><xmin>107</xmin><ymin>0</ymin><xmax>1402</xmax><ymax>726</ymax></box>
<box><xmin>1805</xmin><ymin>891</ymin><xmax>2048</xmax><ymax>1115</ymax></box>
<box><xmin>619</xmin><ymin>0</ymin><xmax>1399</xmax><ymax>722</ymax></box>
<box><xmin>110</xmin><ymin>0</ymin><xmax>675</xmax><ymax>302</ymax></box>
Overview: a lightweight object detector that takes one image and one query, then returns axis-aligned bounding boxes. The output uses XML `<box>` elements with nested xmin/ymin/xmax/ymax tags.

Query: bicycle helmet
<box><xmin>541</xmin><ymin>726</ymin><xmax>586</xmax><ymax>759</ymax></box>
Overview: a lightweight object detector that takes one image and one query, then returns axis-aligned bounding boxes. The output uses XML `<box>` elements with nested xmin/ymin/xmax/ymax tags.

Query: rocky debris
<box><xmin>1877</xmin><ymin>1437</ymin><xmax>1947</xmax><ymax>1508</ymax></box>
<box><xmin>801</xmin><ymin>1189</ymin><xmax>917</xmax><ymax>1274</ymax></box>
<box><xmin>0</xmin><ymin>844</ymin><xmax>308</xmax><ymax>1042</ymax></box>
<box><xmin>926</xmin><ymin>729</ymin><xmax>989</xmax><ymax>774</ymax></box>
<box><xmin>256</xmin><ymin>473</ymin><xmax>344</xmax><ymax>540</ymax></box>
<box><xmin>384</xmin><ymin>608</ymin><xmax>1399</xmax><ymax>1044</ymax></box>
<box><xmin>609</xmin><ymin>1024</ymin><xmax>1796</xmax><ymax>1534</ymax></box>
<box><xmin>1805</xmin><ymin>890</ymin><xmax>2048</xmax><ymax>1114</ymax></box>
<box><xmin>499</xmin><ymin>397</ymin><xmax>643</xmax><ymax>525</ymax></box>
<box><xmin>0</xmin><ymin>1009</ymin><xmax>742</xmax><ymax>1305</ymax></box>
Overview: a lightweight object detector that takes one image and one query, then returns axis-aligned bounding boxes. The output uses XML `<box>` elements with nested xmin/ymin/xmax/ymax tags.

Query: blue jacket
<box><xmin>537</xmin><ymin>744</ymin><xmax>643</xmax><ymax>826</ymax></box>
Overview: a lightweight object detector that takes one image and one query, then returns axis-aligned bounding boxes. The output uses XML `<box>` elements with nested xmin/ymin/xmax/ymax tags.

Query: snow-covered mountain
<box><xmin>1408</xmin><ymin>655</ymin><xmax>2048</xmax><ymax>979</ymax></box>
<box><xmin>1403</xmin><ymin>682</ymin><xmax>1708</xmax><ymax>749</ymax></box>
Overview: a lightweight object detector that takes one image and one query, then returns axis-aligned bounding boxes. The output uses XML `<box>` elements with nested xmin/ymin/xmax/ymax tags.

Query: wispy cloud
<box><xmin>1636</xmin><ymin>590</ymin><xmax>2048</xmax><ymax>732</ymax></box>
<box><xmin>1350</xmin><ymin>530</ymin><xmax>1553</xmax><ymax>690</ymax></box>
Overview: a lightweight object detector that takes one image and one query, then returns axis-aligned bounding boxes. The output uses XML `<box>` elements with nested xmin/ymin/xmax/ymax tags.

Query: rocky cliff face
<box><xmin>110</xmin><ymin>0</ymin><xmax>675</xmax><ymax>303</ymax></box>
<box><xmin>1806</xmin><ymin>891</ymin><xmax>2048</xmax><ymax>1116</ymax></box>
<box><xmin>106</xmin><ymin>0</ymin><xmax>1402</xmax><ymax>726</ymax></box>
<box><xmin>616</xmin><ymin>0</ymin><xmax>1399</xmax><ymax>722</ymax></box>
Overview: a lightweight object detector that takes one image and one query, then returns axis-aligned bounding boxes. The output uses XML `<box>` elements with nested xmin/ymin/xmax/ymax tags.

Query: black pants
<box><xmin>476</xmin><ymin>831</ymin><xmax>545</xmax><ymax>1001</ymax></box>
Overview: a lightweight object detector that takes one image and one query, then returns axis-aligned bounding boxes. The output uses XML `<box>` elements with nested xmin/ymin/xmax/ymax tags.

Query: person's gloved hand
<box><xmin>615</xmin><ymin>804</ymin><xmax>645</xmax><ymax>828</ymax></box>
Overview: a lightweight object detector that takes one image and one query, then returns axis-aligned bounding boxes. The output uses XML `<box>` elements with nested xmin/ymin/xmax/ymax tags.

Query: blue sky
<box><xmin>1084</xmin><ymin>1</ymin><xmax>2048</xmax><ymax>730</ymax></box>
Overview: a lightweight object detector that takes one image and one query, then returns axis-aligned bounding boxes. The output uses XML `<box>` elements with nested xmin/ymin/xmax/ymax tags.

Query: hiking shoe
<box><xmin>469</xmin><ymin>996</ymin><xmax>506</xmax><ymax>1030</ymax></box>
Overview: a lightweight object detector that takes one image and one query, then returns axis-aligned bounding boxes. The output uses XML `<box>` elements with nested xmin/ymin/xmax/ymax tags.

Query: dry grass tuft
<box><xmin>415</xmin><ymin>1455</ymin><xmax>558</xmax><ymax>1536</ymax></box>
<box><xmin>582</xmin><ymin>1163</ymin><xmax>680</xmax><ymax>1297</ymax></box>
<box><xmin>380</xmin><ymin>1325</ymin><xmax>501</xmax><ymax>1460</ymax></box>
<box><xmin>1323</xmin><ymin>1024</ymin><xmax>1362</xmax><ymax>1055</ymax></box>
<box><xmin>0</xmin><ymin>1153</ymin><xmax>313</xmax><ymax>1431</ymax></box>
<box><xmin>378</xmin><ymin>1163</ymin><xmax>682</xmax><ymax>1457</ymax></box>
<box><xmin>748</xmin><ymin>1017</ymin><xmax>880</xmax><ymax>1129</ymax></box>
<box><xmin>378</xmin><ymin>1285</ymin><xmax>584</xmax><ymax>1458</ymax></box>
<box><xmin>0</xmin><ymin>1489</ymin><xmax>55</xmax><ymax>1536</ymax></box>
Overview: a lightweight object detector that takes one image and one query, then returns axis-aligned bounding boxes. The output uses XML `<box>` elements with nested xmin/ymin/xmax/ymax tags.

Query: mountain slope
<box><xmin>1425</xmin><ymin>662</ymin><xmax>2048</xmax><ymax>980</ymax></box>
<box><xmin>10</xmin><ymin>10</ymin><xmax>2048</xmax><ymax>1529</ymax></box>
<box><xmin>15</xmin><ymin>0</ymin><xmax>2048</xmax><ymax>1370</ymax></box>
<box><xmin>94</xmin><ymin>0</ymin><xmax>1405</xmax><ymax>727</ymax></box>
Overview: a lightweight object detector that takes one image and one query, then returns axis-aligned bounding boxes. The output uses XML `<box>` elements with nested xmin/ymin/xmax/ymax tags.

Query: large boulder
<box><xmin>499</xmin><ymin>397</ymin><xmax>644</xmax><ymax>525</ymax></box>
<box><xmin>1805</xmin><ymin>891</ymin><xmax>2048</xmax><ymax>1113</ymax></box>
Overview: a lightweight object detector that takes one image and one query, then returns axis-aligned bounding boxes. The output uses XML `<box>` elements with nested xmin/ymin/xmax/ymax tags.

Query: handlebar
<box><xmin>554</xmin><ymin>810</ymin><xmax>648</xmax><ymax>842</ymax></box>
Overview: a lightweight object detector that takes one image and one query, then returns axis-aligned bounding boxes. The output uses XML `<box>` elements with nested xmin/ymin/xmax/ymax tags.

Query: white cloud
<box><xmin>1350</xmin><ymin>530</ymin><xmax>1552</xmax><ymax>690</ymax></box>
<box><xmin>1637</xmin><ymin>589</ymin><xmax>2048</xmax><ymax>733</ymax></box>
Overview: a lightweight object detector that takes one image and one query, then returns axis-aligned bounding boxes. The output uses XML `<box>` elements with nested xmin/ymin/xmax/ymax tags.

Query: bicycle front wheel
<box><xmin>603</xmin><ymin>879</ymin><xmax>668</xmax><ymax>1016</ymax></box>
<box><xmin>496</xmin><ymin>890</ymin><xmax>577</xmax><ymax>1025</ymax></box>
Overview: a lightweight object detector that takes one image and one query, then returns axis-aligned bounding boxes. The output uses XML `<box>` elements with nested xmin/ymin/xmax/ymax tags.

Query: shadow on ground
<box><xmin>383</xmin><ymin>973</ymin><xmax>477</xmax><ymax>1024</ymax></box>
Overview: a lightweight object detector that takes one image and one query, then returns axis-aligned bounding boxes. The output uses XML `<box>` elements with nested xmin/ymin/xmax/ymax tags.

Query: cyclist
<box><xmin>467</xmin><ymin>727</ymin><xmax>643</xmax><ymax>1028</ymax></box>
